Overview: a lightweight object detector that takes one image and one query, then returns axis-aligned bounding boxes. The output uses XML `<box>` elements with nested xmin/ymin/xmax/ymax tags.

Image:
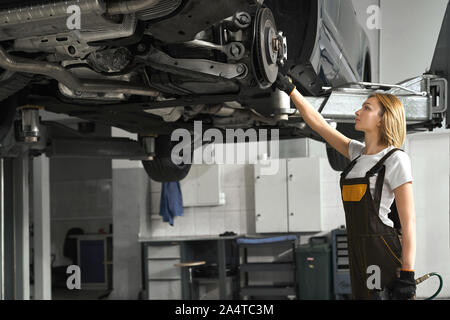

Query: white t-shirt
<box><xmin>346</xmin><ymin>139</ymin><xmax>414</xmax><ymax>228</ymax></box>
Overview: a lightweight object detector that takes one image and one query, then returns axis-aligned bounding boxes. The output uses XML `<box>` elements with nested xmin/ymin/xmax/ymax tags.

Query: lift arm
<box><xmin>289</xmin><ymin>74</ymin><xmax>447</xmax><ymax>133</ymax></box>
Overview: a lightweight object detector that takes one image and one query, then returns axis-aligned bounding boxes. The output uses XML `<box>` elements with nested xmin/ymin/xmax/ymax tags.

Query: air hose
<box><xmin>416</xmin><ymin>272</ymin><xmax>443</xmax><ymax>300</ymax></box>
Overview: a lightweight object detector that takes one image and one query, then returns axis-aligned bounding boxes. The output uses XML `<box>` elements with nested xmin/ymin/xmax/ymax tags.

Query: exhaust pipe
<box><xmin>0</xmin><ymin>0</ymin><xmax>163</xmax><ymax>96</ymax></box>
<box><xmin>0</xmin><ymin>0</ymin><xmax>106</xmax><ymax>27</ymax></box>
<box><xmin>107</xmin><ymin>0</ymin><xmax>161</xmax><ymax>15</ymax></box>
<box><xmin>0</xmin><ymin>0</ymin><xmax>161</xmax><ymax>27</ymax></box>
<box><xmin>0</xmin><ymin>46</ymin><xmax>160</xmax><ymax>97</ymax></box>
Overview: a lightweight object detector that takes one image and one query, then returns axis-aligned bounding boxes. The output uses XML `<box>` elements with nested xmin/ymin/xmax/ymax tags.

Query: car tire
<box><xmin>142</xmin><ymin>157</ymin><xmax>191</xmax><ymax>182</ymax></box>
<box><xmin>0</xmin><ymin>96</ymin><xmax>16</xmax><ymax>143</ymax></box>
<box><xmin>326</xmin><ymin>144</ymin><xmax>351</xmax><ymax>172</ymax></box>
<box><xmin>0</xmin><ymin>72</ymin><xmax>32</xmax><ymax>102</ymax></box>
<box><xmin>142</xmin><ymin>134</ymin><xmax>192</xmax><ymax>182</ymax></box>
<box><xmin>0</xmin><ymin>73</ymin><xmax>32</xmax><ymax>144</ymax></box>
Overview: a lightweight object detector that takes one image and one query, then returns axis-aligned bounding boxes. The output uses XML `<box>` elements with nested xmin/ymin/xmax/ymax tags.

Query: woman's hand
<box><xmin>274</xmin><ymin>73</ymin><xmax>296</xmax><ymax>96</ymax></box>
<box><xmin>274</xmin><ymin>70</ymin><xmax>351</xmax><ymax>160</ymax></box>
<box><xmin>390</xmin><ymin>270</ymin><xmax>416</xmax><ymax>300</ymax></box>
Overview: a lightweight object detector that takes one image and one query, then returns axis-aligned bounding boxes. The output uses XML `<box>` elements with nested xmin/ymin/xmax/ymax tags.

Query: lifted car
<box><xmin>0</xmin><ymin>0</ymin><xmax>447</xmax><ymax>181</ymax></box>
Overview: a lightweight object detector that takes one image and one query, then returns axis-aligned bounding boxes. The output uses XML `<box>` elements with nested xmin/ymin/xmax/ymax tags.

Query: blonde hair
<box><xmin>368</xmin><ymin>93</ymin><xmax>406</xmax><ymax>149</ymax></box>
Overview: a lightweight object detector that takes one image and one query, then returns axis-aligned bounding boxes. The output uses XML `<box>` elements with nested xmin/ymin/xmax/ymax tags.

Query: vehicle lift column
<box><xmin>0</xmin><ymin>109</ymin><xmax>152</xmax><ymax>300</ymax></box>
<box><xmin>1</xmin><ymin>151</ymin><xmax>52</xmax><ymax>300</ymax></box>
<box><xmin>1</xmin><ymin>152</ymin><xmax>32</xmax><ymax>300</ymax></box>
<box><xmin>32</xmin><ymin>154</ymin><xmax>51</xmax><ymax>300</ymax></box>
<box><xmin>0</xmin><ymin>106</ymin><xmax>52</xmax><ymax>300</ymax></box>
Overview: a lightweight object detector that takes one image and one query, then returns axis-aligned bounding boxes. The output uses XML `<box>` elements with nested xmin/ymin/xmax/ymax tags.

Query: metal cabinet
<box><xmin>254</xmin><ymin>159</ymin><xmax>288</xmax><ymax>233</ymax></box>
<box><xmin>145</xmin><ymin>242</ymin><xmax>182</xmax><ymax>300</ymax></box>
<box><xmin>254</xmin><ymin>157</ymin><xmax>329</xmax><ymax>233</ymax></box>
<box><xmin>180</xmin><ymin>164</ymin><xmax>225</xmax><ymax>207</ymax></box>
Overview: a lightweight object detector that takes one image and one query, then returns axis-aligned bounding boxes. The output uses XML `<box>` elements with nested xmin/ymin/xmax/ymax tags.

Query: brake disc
<box><xmin>253</xmin><ymin>7</ymin><xmax>279</xmax><ymax>89</ymax></box>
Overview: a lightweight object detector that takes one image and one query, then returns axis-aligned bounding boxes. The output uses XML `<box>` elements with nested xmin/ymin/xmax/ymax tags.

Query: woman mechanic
<box><xmin>275</xmin><ymin>72</ymin><xmax>417</xmax><ymax>300</ymax></box>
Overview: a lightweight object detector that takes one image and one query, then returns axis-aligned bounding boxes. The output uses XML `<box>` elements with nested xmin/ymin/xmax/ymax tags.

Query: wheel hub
<box><xmin>253</xmin><ymin>8</ymin><xmax>279</xmax><ymax>89</ymax></box>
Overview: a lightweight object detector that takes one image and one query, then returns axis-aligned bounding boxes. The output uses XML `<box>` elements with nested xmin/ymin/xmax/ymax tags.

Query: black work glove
<box><xmin>274</xmin><ymin>73</ymin><xmax>296</xmax><ymax>96</ymax></box>
<box><xmin>390</xmin><ymin>270</ymin><xmax>416</xmax><ymax>300</ymax></box>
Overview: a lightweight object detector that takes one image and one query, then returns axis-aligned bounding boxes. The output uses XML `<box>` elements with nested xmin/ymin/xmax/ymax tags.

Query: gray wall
<box><xmin>352</xmin><ymin>0</ymin><xmax>381</xmax><ymax>82</ymax></box>
<box><xmin>379</xmin><ymin>0</ymin><xmax>448</xmax><ymax>83</ymax></box>
<box><xmin>144</xmin><ymin>138</ymin><xmax>344</xmax><ymax>240</ymax></box>
<box><xmin>147</xmin><ymin>163</ymin><xmax>254</xmax><ymax>237</ymax></box>
<box><xmin>110</xmin><ymin>128</ymin><xmax>150</xmax><ymax>299</ymax></box>
<box><xmin>109</xmin><ymin>168</ymin><xmax>149</xmax><ymax>300</ymax></box>
<box><xmin>50</xmin><ymin>125</ymin><xmax>112</xmax><ymax>268</ymax></box>
<box><xmin>405</xmin><ymin>132</ymin><xmax>450</xmax><ymax>298</ymax></box>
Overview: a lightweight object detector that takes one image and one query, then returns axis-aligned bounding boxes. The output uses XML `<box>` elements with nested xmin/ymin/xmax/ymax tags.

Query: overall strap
<box><xmin>340</xmin><ymin>154</ymin><xmax>362</xmax><ymax>179</ymax></box>
<box><xmin>372</xmin><ymin>166</ymin><xmax>386</xmax><ymax>214</ymax></box>
<box><xmin>365</xmin><ymin>148</ymin><xmax>404</xmax><ymax>178</ymax></box>
<box><xmin>367</xmin><ymin>148</ymin><xmax>404</xmax><ymax>213</ymax></box>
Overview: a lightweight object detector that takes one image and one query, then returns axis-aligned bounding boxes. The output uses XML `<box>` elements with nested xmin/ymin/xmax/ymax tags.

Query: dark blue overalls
<box><xmin>340</xmin><ymin>148</ymin><xmax>404</xmax><ymax>299</ymax></box>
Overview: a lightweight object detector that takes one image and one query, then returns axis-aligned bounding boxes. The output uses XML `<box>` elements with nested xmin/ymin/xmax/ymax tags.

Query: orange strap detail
<box><xmin>341</xmin><ymin>184</ymin><xmax>367</xmax><ymax>202</ymax></box>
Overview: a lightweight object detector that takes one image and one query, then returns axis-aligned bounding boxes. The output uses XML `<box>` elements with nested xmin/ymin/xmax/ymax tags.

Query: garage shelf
<box><xmin>237</xmin><ymin>236</ymin><xmax>298</xmax><ymax>300</ymax></box>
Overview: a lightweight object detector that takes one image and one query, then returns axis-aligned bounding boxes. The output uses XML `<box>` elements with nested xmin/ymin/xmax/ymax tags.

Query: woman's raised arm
<box><xmin>289</xmin><ymin>88</ymin><xmax>352</xmax><ymax>160</ymax></box>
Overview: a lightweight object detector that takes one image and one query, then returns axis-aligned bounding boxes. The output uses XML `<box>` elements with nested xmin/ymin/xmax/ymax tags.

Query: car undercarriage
<box><xmin>0</xmin><ymin>0</ymin><xmax>307</xmax><ymax>136</ymax></box>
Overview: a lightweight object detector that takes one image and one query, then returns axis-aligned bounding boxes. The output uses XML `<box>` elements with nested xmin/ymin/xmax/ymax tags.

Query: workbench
<box><xmin>139</xmin><ymin>235</ymin><xmax>242</xmax><ymax>300</ymax></box>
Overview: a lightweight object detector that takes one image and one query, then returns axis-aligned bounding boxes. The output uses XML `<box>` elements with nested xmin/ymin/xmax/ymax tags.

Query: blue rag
<box><xmin>159</xmin><ymin>181</ymin><xmax>184</xmax><ymax>226</ymax></box>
